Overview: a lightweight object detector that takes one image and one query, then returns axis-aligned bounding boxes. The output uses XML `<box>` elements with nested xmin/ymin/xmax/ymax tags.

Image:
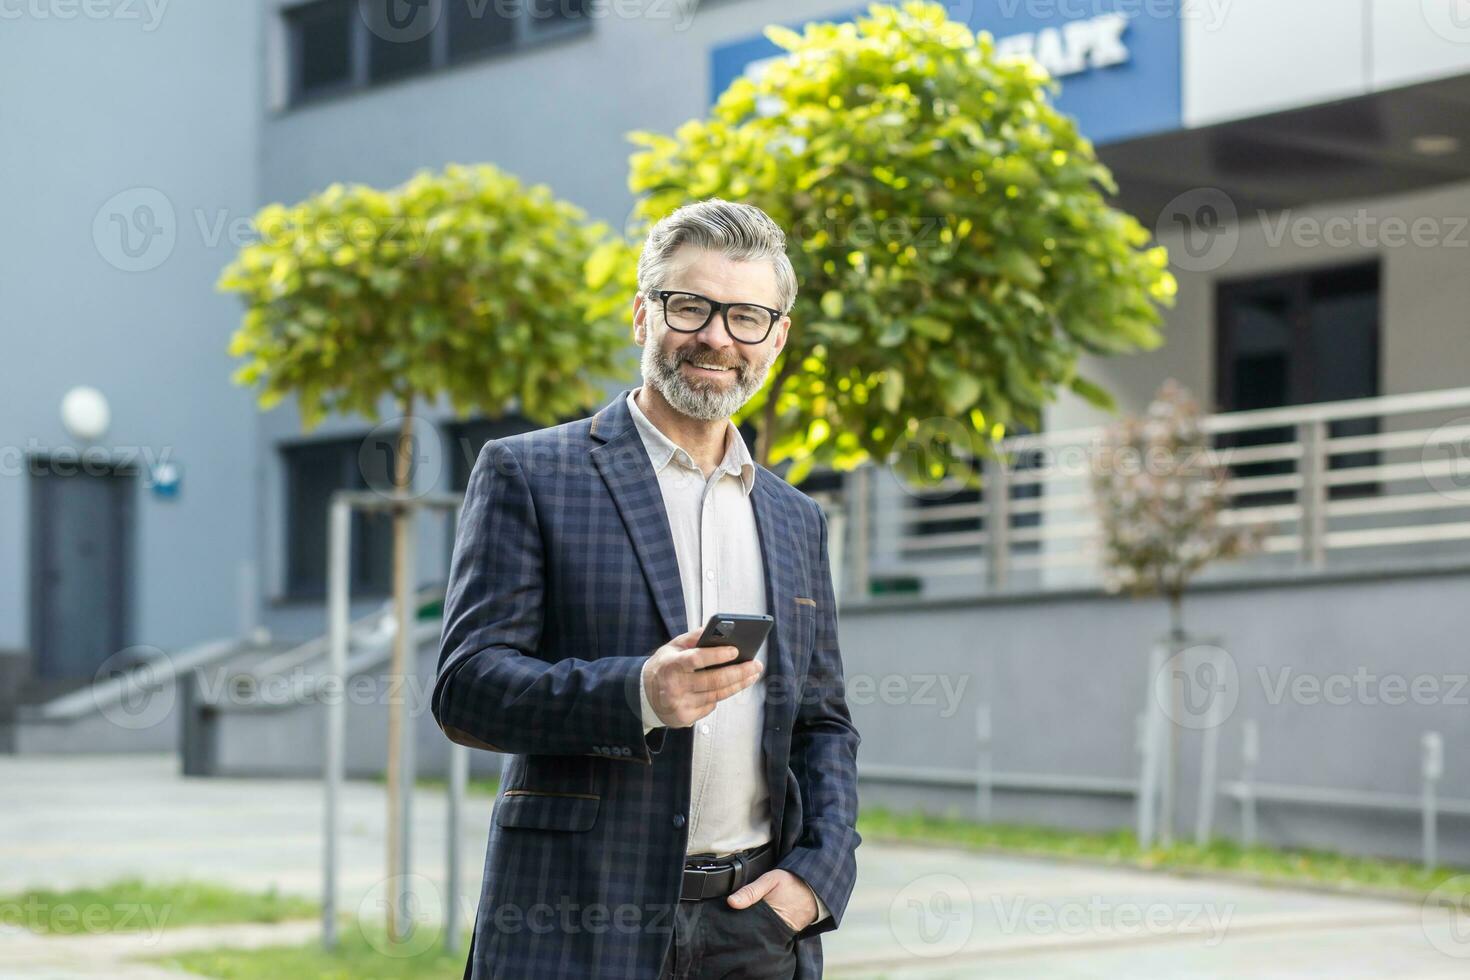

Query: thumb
<box><xmin>726</xmin><ymin>870</ymin><xmax>778</xmax><ymax>909</ymax></box>
<box><xmin>669</xmin><ymin>628</ymin><xmax>704</xmax><ymax>649</ymax></box>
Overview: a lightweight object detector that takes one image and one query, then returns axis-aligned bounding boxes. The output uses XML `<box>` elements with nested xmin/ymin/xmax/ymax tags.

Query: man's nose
<box><xmin>695</xmin><ymin>312</ymin><xmax>737</xmax><ymax>351</ymax></box>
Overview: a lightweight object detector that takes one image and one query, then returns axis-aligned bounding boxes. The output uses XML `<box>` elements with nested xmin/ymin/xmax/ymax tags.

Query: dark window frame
<box><xmin>284</xmin><ymin>0</ymin><xmax>593</xmax><ymax>107</ymax></box>
<box><xmin>280</xmin><ymin>434</ymin><xmax>397</xmax><ymax>601</ymax></box>
<box><xmin>1214</xmin><ymin>259</ymin><xmax>1383</xmax><ymax>505</ymax></box>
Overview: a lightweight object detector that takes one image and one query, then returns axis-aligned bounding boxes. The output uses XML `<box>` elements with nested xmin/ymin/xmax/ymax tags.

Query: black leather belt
<box><xmin>680</xmin><ymin>842</ymin><xmax>776</xmax><ymax>901</ymax></box>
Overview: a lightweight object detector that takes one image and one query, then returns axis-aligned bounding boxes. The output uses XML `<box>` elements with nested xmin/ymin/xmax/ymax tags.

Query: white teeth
<box><xmin>692</xmin><ymin>362</ymin><xmax>730</xmax><ymax>371</ymax></box>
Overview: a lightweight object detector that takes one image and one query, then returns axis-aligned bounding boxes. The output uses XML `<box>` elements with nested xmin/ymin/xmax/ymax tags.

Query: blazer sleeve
<box><xmin>432</xmin><ymin>438</ymin><xmax>654</xmax><ymax>763</ymax></box>
<box><xmin>776</xmin><ymin>503</ymin><xmax>862</xmax><ymax>936</ymax></box>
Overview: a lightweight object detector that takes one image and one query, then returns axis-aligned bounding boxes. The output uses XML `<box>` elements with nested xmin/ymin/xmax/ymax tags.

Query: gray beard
<box><xmin>640</xmin><ymin>334</ymin><xmax>775</xmax><ymax>422</ymax></box>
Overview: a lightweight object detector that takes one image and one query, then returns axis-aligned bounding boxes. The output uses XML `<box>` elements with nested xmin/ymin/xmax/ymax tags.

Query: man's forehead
<box><xmin>667</xmin><ymin>246</ymin><xmax>780</xmax><ymax>306</ymax></box>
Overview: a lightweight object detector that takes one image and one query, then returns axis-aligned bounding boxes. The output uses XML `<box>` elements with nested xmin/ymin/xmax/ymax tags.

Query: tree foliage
<box><xmin>220</xmin><ymin>163</ymin><xmax>634</xmax><ymax>429</ymax></box>
<box><xmin>609</xmin><ymin>1</ymin><xmax>1177</xmax><ymax>484</ymax></box>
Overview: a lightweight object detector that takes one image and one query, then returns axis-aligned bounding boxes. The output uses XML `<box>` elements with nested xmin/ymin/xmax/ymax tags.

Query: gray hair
<box><xmin>636</xmin><ymin>198</ymin><xmax>798</xmax><ymax>315</ymax></box>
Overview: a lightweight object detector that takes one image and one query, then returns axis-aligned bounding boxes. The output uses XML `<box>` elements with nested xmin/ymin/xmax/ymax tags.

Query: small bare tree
<box><xmin>1091</xmin><ymin>379</ymin><xmax>1266</xmax><ymax>640</ymax></box>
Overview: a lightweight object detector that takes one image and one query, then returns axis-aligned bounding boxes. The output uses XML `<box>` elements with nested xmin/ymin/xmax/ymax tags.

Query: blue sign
<box><xmin>710</xmin><ymin>1</ymin><xmax>1181</xmax><ymax>146</ymax></box>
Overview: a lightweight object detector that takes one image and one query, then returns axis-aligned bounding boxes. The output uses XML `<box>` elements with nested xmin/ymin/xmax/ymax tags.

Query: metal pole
<box><xmin>446</xmin><ymin>742</ymin><xmax>469</xmax><ymax>953</ymax></box>
<box><xmin>849</xmin><ymin>467</ymin><xmax>871</xmax><ymax>603</ymax></box>
<box><xmin>400</xmin><ymin>513</ymin><xmax>418</xmax><ymax>938</ymax></box>
<box><xmin>1194</xmin><ymin>648</ymin><xmax>1224</xmax><ymax>845</ymax></box>
<box><xmin>1240</xmin><ymin>719</ymin><xmax>1259</xmax><ymax>848</ymax></box>
<box><xmin>984</xmin><ymin>454</ymin><xmax>1009</xmax><ymax>592</ymax></box>
<box><xmin>391</xmin><ymin>511</ymin><xmax>420</xmax><ymax>940</ymax></box>
<box><xmin>323</xmin><ymin>495</ymin><xmax>352</xmax><ymax>950</ymax></box>
<box><xmin>1137</xmin><ymin>641</ymin><xmax>1167</xmax><ymax>847</ymax></box>
<box><xmin>1423</xmin><ymin>731</ymin><xmax>1443</xmax><ymax>872</ymax></box>
<box><xmin>1300</xmin><ymin>421</ymin><xmax>1327</xmax><ymax>569</ymax></box>
<box><xmin>975</xmin><ymin>703</ymin><xmax>993</xmax><ymax>823</ymax></box>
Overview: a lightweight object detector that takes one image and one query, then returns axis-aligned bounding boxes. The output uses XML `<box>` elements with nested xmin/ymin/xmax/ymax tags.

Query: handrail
<box><xmin>29</xmin><ymin>636</ymin><xmax>258</xmax><ymax>723</ymax></box>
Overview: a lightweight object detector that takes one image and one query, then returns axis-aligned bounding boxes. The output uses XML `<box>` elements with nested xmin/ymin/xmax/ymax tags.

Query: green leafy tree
<box><xmin>608</xmin><ymin>0</ymin><xmax>1177</xmax><ymax>484</ymax></box>
<box><xmin>219</xmin><ymin>163</ymin><xmax>631</xmax><ymax>941</ymax></box>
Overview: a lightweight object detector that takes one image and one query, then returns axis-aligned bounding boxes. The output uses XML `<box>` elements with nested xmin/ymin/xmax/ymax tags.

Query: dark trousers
<box><xmin>657</xmin><ymin>895</ymin><xmax>798</xmax><ymax>979</ymax></box>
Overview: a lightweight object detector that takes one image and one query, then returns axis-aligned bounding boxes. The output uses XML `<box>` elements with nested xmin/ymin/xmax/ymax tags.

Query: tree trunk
<box><xmin>386</xmin><ymin>397</ymin><xmax>415</xmax><ymax>941</ymax></box>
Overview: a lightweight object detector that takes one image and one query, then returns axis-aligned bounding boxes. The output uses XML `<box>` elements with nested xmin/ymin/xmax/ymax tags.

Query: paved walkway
<box><xmin>2</xmin><ymin>755</ymin><xmax>1467</xmax><ymax>978</ymax></box>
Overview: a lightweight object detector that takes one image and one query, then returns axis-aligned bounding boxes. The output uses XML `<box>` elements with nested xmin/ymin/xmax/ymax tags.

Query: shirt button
<box><xmin>700</xmin><ymin>723</ymin><xmax>711</xmax><ymax>735</ymax></box>
<box><xmin>672</xmin><ymin>813</ymin><xmax>686</xmax><ymax>829</ymax></box>
<box><xmin>705</xmin><ymin>569</ymin><xmax>714</xmax><ymax>581</ymax></box>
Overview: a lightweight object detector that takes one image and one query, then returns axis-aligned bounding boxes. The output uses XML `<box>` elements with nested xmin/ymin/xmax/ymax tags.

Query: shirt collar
<box><xmin>626</xmin><ymin>387</ymin><xmax>756</xmax><ymax>496</ymax></box>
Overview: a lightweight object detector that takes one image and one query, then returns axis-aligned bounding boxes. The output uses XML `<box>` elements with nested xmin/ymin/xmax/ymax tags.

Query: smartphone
<box><xmin>694</xmin><ymin>613</ymin><xmax>774</xmax><ymax>670</ymax></box>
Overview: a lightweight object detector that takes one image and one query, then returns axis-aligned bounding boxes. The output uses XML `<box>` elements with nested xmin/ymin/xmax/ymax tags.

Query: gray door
<box><xmin>30</xmin><ymin>462</ymin><xmax>134</xmax><ymax>681</ymax></box>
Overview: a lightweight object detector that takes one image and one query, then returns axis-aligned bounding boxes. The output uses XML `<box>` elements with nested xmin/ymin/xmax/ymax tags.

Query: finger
<box><xmin>688</xmin><ymin>659</ymin><xmax>760</xmax><ymax>692</ymax></box>
<box><xmin>726</xmin><ymin>870</ymin><xmax>779</xmax><ymax>909</ymax></box>
<box><xmin>679</xmin><ymin>644</ymin><xmax>740</xmax><ymax>671</ymax></box>
<box><xmin>705</xmin><ymin>664</ymin><xmax>763</xmax><ymax>701</ymax></box>
<box><xmin>666</xmin><ymin>628</ymin><xmax>704</xmax><ymax>650</ymax></box>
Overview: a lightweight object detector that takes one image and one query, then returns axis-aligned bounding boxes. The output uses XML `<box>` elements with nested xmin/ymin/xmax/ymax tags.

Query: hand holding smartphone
<box><xmin>694</xmin><ymin>612</ymin><xmax>774</xmax><ymax>670</ymax></box>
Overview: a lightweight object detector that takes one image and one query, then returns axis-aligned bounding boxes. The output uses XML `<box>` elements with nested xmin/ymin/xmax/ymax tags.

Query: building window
<box><xmin>285</xmin><ymin>0</ymin><xmax>591</xmax><ymax>106</ymax></box>
<box><xmin>286</xmin><ymin>0</ymin><xmax>355</xmax><ymax>100</ymax></box>
<box><xmin>1215</xmin><ymin>260</ymin><xmax>1381</xmax><ymax>504</ymax></box>
<box><xmin>281</xmin><ymin>436</ymin><xmax>397</xmax><ymax>599</ymax></box>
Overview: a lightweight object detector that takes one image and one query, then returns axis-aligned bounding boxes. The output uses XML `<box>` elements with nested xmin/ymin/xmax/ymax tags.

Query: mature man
<box><xmin>433</xmin><ymin>199</ymin><xmax>861</xmax><ymax>979</ymax></box>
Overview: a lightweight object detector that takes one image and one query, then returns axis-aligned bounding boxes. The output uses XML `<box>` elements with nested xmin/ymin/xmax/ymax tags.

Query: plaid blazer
<box><xmin>433</xmin><ymin>388</ymin><xmax>862</xmax><ymax>980</ymax></box>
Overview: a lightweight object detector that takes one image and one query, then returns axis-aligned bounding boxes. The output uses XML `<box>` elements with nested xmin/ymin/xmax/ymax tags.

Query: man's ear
<box><xmin>632</xmin><ymin>293</ymin><xmax>647</xmax><ymax>345</ymax></box>
<box><xmin>772</xmin><ymin>315</ymin><xmax>791</xmax><ymax>354</ymax></box>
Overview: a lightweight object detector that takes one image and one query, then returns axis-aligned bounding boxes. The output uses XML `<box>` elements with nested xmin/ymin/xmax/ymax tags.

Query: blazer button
<box><xmin>672</xmin><ymin>813</ymin><xmax>686</xmax><ymax>829</ymax></box>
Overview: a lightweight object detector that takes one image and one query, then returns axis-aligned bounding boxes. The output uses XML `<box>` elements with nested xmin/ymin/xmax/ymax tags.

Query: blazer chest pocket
<box><xmin>793</xmin><ymin>596</ymin><xmax>817</xmax><ymax>657</ymax></box>
<box><xmin>495</xmin><ymin>790</ymin><xmax>600</xmax><ymax>832</ymax></box>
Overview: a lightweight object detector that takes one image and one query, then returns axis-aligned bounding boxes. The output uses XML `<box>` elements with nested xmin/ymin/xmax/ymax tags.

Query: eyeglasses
<box><xmin>654</xmin><ymin>290</ymin><xmax>783</xmax><ymax>345</ymax></box>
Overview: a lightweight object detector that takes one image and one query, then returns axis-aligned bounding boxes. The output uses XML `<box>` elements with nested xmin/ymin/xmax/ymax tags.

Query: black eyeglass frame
<box><xmin>653</xmin><ymin>289</ymin><xmax>785</xmax><ymax>345</ymax></box>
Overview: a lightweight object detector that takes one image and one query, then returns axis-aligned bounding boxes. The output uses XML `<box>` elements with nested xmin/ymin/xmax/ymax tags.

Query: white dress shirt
<box><xmin>626</xmin><ymin>388</ymin><xmax>829</xmax><ymax>921</ymax></box>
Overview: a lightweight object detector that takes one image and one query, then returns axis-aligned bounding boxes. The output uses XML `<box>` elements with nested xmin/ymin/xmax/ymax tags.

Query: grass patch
<box><xmin>1</xmin><ymin>878</ymin><xmax>317</xmax><ymax>935</ymax></box>
<box><xmin>859</xmin><ymin>807</ymin><xmax>1470</xmax><ymax>899</ymax></box>
<box><xmin>162</xmin><ymin>926</ymin><xmax>469</xmax><ymax>979</ymax></box>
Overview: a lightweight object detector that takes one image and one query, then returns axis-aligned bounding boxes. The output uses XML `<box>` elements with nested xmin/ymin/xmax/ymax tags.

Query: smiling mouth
<box><xmin>682</xmin><ymin>360</ymin><xmax>736</xmax><ymax>376</ymax></box>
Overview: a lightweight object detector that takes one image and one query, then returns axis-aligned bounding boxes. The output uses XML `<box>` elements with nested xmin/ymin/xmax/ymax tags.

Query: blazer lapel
<box><xmin>589</xmin><ymin>389</ymin><xmax>689</xmax><ymax>641</ymax></box>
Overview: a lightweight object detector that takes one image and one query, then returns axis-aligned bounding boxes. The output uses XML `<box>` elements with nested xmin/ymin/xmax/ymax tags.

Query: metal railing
<box><xmin>839</xmin><ymin>386</ymin><xmax>1470</xmax><ymax>602</ymax></box>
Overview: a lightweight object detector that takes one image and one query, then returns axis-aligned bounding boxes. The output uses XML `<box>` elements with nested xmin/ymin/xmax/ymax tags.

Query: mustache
<box><xmin>672</xmin><ymin>345</ymin><xmax>744</xmax><ymax>374</ymax></box>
